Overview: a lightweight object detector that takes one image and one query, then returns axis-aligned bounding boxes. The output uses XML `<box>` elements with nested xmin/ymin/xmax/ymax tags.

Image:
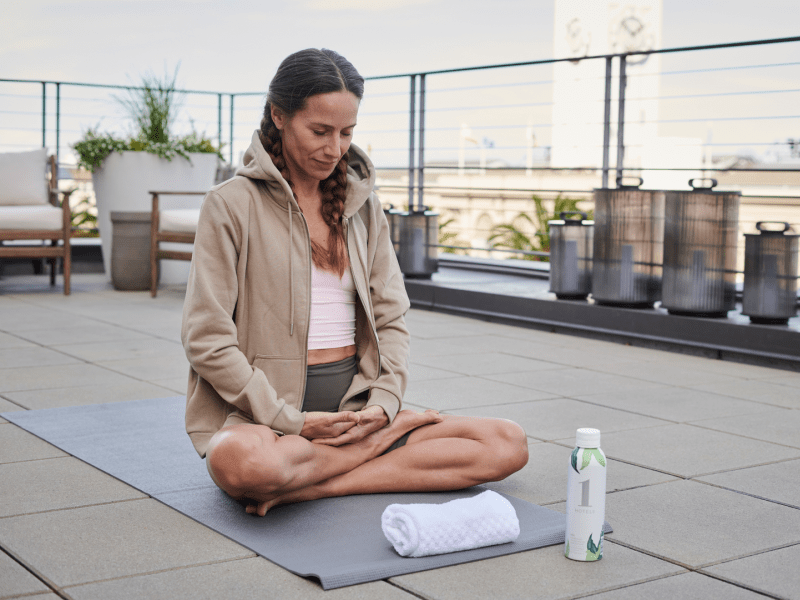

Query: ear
<box><xmin>271</xmin><ymin>104</ymin><xmax>286</xmax><ymax>130</ymax></box>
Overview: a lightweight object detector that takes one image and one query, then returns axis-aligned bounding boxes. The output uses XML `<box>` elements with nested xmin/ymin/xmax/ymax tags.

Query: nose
<box><xmin>324</xmin><ymin>133</ymin><xmax>341</xmax><ymax>159</ymax></box>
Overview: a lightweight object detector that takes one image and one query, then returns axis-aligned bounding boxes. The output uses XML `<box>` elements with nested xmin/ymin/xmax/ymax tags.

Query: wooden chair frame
<box><xmin>149</xmin><ymin>190</ymin><xmax>205</xmax><ymax>297</ymax></box>
<box><xmin>0</xmin><ymin>155</ymin><xmax>73</xmax><ymax>294</ymax></box>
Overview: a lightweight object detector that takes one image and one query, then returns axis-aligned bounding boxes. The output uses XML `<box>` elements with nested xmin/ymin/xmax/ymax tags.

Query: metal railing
<box><xmin>2</xmin><ymin>35</ymin><xmax>799</xmax><ymax>264</ymax></box>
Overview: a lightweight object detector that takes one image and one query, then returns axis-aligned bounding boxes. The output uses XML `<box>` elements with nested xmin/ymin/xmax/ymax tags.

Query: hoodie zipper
<box><xmin>341</xmin><ymin>215</ymin><xmax>381</xmax><ymax>405</ymax></box>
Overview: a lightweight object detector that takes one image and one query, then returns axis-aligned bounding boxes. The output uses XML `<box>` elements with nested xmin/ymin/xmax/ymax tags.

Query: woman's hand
<box><xmin>311</xmin><ymin>405</ymin><xmax>389</xmax><ymax>447</ymax></box>
<box><xmin>300</xmin><ymin>411</ymin><xmax>361</xmax><ymax>441</ymax></box>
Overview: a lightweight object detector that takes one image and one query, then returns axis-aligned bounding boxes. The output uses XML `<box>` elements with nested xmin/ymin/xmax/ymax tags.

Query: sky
<box><xmin>3</xmin><ymin>0</ymin><xmax>798</xmax><ymax>91</ymax></box>
<box><xmin>2</xmin><ymin>0</ymin><xmax>799</xmax><ymax>167</ymax></box>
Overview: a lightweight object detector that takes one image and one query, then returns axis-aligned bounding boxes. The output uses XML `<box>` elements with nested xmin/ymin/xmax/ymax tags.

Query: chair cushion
<box><xmin>0</xmin><ymin>148</ymin><xmax>49</xmax><ymax>206</ymax></box>
<box><xmin>0</xmin><ymin>205</ymin><xmax>64</xmax><ymax>230</ymax></box>
<box><xmin>159</xmin><ymin>209</ymin><xmax>199</xmax><ymax>233</ymax></box>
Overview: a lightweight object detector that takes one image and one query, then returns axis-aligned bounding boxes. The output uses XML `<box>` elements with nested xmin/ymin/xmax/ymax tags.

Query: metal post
<box><xmin>55</xmin><ymin>82</ymin><xmax>61</xmax><ymax>163</ymax></box>
<box><xmin>408</xmin><ymin>75</ymin><xmax>416</xmax><ymax>210</ymax></box>
<box><xmin>217</xmin><ymin>93</ymin><xmax>223</xmax><ymax>152</ymax></box>
<box><xmin>601</xmin><ymin>57</ymin><xmax>613</xmax><ymax>189</ymax></box>
<box><xmin>41</xmin><ymin>82</ymin><xmax>46</xmax><ymax>148</ymax></box>
<box><xmin>615</xmin><ymin>55</ymin><xmax>627</xmax><ymax>186</ymax></box>
<box><xmin>417</xmin><ymin>74</ymin><xmax>425</xmax><ymax>212</ymax></box>
<box><xmin>229</xmin><ymin>94</ymin><xmax>235</xmax><ymax>165</ymax></box>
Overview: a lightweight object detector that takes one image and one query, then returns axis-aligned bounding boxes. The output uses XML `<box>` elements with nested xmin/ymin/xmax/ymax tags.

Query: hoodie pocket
<box><xmin>252</xmin><ymin>355</ymin><xmax>303</xmax><ymax>409</ymax></box>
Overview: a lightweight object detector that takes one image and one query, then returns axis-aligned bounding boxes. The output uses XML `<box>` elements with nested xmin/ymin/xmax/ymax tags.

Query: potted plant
<box><xmin>73</xmin><ymin>68</ymin><xmax>222</xmax><ymax>283</ymax></box>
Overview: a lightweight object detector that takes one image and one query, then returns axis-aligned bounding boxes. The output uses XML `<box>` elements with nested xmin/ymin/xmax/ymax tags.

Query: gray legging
<box><xmin>303</xmin><ymin>355</ymin><xmax>410</xmax><ymax>453</ymax></box>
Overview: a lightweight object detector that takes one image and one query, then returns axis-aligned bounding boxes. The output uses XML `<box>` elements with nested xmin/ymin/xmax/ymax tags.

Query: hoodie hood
<box><xmin>237</xmin><ymin>130</ymin><xmax>376</xmax><ymax>217</ymax></box>
<box><xmin>235</xmin><ymin>130</ymin><xmax>378</xmax><ymax>338</ymax></box>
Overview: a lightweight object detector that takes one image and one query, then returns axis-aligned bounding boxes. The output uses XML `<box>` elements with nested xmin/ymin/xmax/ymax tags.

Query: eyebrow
<box><xmin>310</xmin><ymin>122</ymin><xmax>357</xmax><ymax>129</ymax></box>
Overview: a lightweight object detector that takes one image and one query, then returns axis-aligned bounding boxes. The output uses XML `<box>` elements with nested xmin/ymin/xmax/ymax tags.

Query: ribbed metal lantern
<box><xmin>548</xmin><ymin>211</ymin><xmax>593</xmax><ymax>300</ymax></box>
<box><xmin>742</xmin><ymin>222</ymin><xmax>799</xmax><ymax>324</ymax></box>
<box><xmin>591</xmin><ymin>181</ymin><xmax>665</xmax><ymax>307</ymax></box>
<box><xmin>661</xmin><ymin>180</ymin><xmax>740</xmax><ymax>317</ymax></box>
<box><xmin>397</xmin><ymin>208</ymin><xmax>439</xmax><ymax>279</ymax></box>
<box><xmin>382</xmin><ymin>204</ymin><xmax>402</xmax><ymax>256</ymax></box>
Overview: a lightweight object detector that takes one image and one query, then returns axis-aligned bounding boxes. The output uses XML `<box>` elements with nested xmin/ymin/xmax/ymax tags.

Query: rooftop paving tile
<box><xmin>0</xmin><ymin>499</ymin><xmax>254</xmax><ymax>588</ymax></box>
<box><xmin>0</xmin><ymin>548</ymin><xmax>50</xmax><ymax>599</ymax></box>
<box><xmin>9</xmin><ymin>323</ymin><xmax>152</xmax><ymax>347</ymax></box>
<box><xmin>702</xmin><ymin>544</ymin><xmax>800</xmax><ymax>600</ymax></box>
<box><xmin>390</xmin><ymin>542</ymin><xmax>684</xmax><ymax>600</ymax></box>
<box><xmin>581</xmin><ymin>571</ymin><xmax>768</xmax><ymax>599</ymax></box>
<box><xmin>412</xmin><ymin>351</ymin><xmax>569</xmax><ymax>376</ymax></box>
<box><xmin>0</xmin><ymin>346</ymin><xmax>81</xmax><ymax>370</ymax></box>
<box><xmin>689</xmin><ymin>378</ymin><xmax>800</xmax><ymax>409</ymax></box>
<box><xmin>690</xmin><ymin>407</ymin><xmax>800</xmax><ymax>448</ymax></box>
<box><xmin>64</xmin><ymin>557</ymin><xmax>416</xmax><ymax>600</ymax></box>
<box><xmin>0</xmin><ymin>363</ymin><xmax>139</xmax><ymax>394</ymax></box>
<box><xmin>451</xmin><ymin>398</ymin><xmax>667</xmax><ymax>442</ymax></box>
<box><xmin>0</xmin><ymin>398</ymin><xmax>22</xmax><ymax>423</ymax></box>
<box><xmin>483</xmin><ymin>367</ymin><xmax>667</xmax><ymax>397</ymax></box>
<box><xmin>0</xmin><ymin>332</ymin><xmax>36</xmax><ymax>350</ymax></box>
<box><xmin>93</xmin><ymin>352</ymin><xmax>190</xmax><ymax>381</ymax></box>
<box><xmin>484</xmin><ymin>442</ymin><xmax>677</xmax><ymax>506</ymax></box>
<box><xmin>697</xmin><ymin>459</ymin><xmax>800</xmax><ymax>509</ymax></box>
<box><xmin>0</xmin><ymin>381</ymin><xmax>178</xmax><ymax>410</ymax></box>
<box><xmin>573</xmin><ymin>385</ymin><xmax>779</xmax><ymax>422</ymax></box>
<box><xmin>588</xmin><ymin>423</ymin><xmax>800</xmax><ymax>478</ymax></box>
<box><xmin>584</xmin><ymin>359</ymin><xmax>738</xmax><ymax>387</ymax></box>
<box><xmin>404</xmin><ymin>375</ymin><xmax>557</xmax><ymax>411</ymax></box>
<box><xmin>600</xmin><ymin>480</ymin><xmax>800</xmax><ymax>568</ymax></box>
<box><xmin>0</xmin><ymin>457</ymin><xmax>146</xmax><ymax>517</ymax></box>
<box><xmin>0</xmin><ymin>424</ymin><xmax>67</xmax><ymax>463</ymax></box>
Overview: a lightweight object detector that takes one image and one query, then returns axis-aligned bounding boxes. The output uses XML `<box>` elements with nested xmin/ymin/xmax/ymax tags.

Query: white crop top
<box><xmin>307</xmin><ymin>262</ymin><xmax>357</xmax><ymax>350</ymax></box>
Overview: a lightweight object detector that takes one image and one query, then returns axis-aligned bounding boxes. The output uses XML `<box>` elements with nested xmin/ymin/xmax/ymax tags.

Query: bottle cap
<box><xmin>576</xmin><ymin>428</ymin><xmax>601</xmax><ymax>448</ymax></box>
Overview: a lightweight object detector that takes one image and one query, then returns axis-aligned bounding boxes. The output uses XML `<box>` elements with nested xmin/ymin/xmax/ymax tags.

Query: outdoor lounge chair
<box><xmin>0</xmin><ymin>149</ymin><xmax>73</xmax><ymax>294</ymax></box>
<box><xmin>149</xmin><ymin>190</ymin><xmax>204</xmax><ymax>297</ymax></box>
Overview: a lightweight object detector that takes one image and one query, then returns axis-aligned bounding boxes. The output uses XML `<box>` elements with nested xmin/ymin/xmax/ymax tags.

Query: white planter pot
<box><xmin>92</xmin><ymin>151</ymin><xmax>217</xmax><ymax>285</ymax></box>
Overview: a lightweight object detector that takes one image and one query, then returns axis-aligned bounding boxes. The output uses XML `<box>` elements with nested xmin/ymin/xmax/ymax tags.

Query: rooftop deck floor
<box><xmin>1</xmin><ymin>272</ymin><xmax>799</xmax><ymax>600</ymax></box>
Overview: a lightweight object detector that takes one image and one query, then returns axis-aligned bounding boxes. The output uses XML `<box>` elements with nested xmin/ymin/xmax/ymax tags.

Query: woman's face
<box><xmin>272</xmin><ymin>90</ymin><xmax>360</xmax><ymax>186</ymax></box>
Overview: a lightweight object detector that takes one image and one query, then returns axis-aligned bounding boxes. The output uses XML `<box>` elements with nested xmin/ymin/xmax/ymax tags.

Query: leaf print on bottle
<box><xmin>571</xmin><ymin>446</ymin><xmax>580</xmax><ymax>474</ymax></box>
<box><xmin>565</xmin><ymin>540</ymin><xmax>570</xmax><ymax>557</ymax></box>
<box><xmin>585</xmin><ymin>531</ymin><xmax>603</xmax><ymax>561</ymax></box>
<box><xmin>581</xmin><ymin>448</ymin><xmax>606</xmax><ymax>470</ymax></box>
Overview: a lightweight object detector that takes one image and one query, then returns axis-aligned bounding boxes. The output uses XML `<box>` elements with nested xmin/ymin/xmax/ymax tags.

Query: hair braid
<box><xmin>259</xmin><ymin>109</ymin><xmax>349</xmax><ymax>277</ymax></box>
<box><xmin>259</xmin><ymin>48</ymin><xmax>364</xmax><ymax>278</ymax></box>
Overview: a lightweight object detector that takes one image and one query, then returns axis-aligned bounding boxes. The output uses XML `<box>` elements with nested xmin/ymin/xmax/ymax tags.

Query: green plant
<box><xmin>73</xmin><ymin>67</ymin><xmax>222</xmax><ymax>172</ymax></box>
<box><xmin>438</xmin><ymin>217</ymin><xmax>468</xmax><ymax>254</ymax></box>
<box><xmin>70</xmin><ymin>195</ymin><xmax>99</xmax><ymax>237</ymax></box>
<box><xmin>488</xmin><ymin>194</ymin><xmax>592</xmax><ymax>262</ymax></box>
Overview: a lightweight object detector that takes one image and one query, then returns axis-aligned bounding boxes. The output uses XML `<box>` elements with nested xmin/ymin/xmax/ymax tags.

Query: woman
<box><xmin>182</xmin><ymin>48</ymin><xmax>528</xmax><ymax>516</ymax></box>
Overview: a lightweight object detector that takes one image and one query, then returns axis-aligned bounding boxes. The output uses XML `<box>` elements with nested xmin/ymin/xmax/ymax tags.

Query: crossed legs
<box><xmin>206</xmin><ymin>410</ymin><xmax>529</xmax><ymax>516</ymax></box>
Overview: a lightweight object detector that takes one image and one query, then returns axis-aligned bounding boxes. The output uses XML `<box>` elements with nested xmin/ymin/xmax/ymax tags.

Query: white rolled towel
<box><xmin>381</xmin><ymin>490</ymin><xmax>520</xmax><ymax>558</ymax></box>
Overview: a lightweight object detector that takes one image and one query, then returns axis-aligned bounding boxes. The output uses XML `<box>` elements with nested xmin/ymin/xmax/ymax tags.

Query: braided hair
<box><xmin>258</xmin><ymin>49</ymin><xmax>364</xmax><ymax>277</ymax></box>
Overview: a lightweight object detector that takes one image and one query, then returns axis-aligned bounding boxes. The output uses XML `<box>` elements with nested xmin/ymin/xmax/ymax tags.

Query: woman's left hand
<box><xmin>311</xmin><ymin>405</ymin><xmax>389</xmax><ymax>446</ymax></box>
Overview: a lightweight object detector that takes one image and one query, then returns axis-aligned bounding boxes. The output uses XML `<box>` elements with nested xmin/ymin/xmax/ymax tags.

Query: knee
<box><xmin>206</xmin><ymin>428</ymin><xmax>287</xmax><ymax>497</ymax></box>
<box><xmin>487</xmin><ymin>419</ymin><xmax>529</xmax><ymax>480</ymax></box>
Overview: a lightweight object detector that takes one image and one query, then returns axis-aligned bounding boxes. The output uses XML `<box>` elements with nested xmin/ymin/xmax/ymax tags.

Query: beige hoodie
<box><xmin>181</xmin><ymin>131</ymin><xmax>410</xmax><ymax>457</ymax></box>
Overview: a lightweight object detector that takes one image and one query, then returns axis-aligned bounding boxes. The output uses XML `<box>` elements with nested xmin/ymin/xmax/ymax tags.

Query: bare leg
<box><xmin>206</xmin><ymin>409</ymin><xmax>442</xmax><ymax>507</ymax></box>
<box><xmin>249</xmin><ymin>415</ymin><xmax>528</xmax><ymax>515</ymax></box>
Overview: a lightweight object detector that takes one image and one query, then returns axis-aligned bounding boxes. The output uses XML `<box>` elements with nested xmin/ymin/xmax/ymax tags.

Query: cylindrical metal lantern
<box><xmin>382</xmin><ymin>204</ymin><xmax>402</xmax><ymax>256</ymax></box>
<box><xmin>661</xmin><ymin>179</ymin><xmax>740</xmax><ymax>317</ymax></box>
<box><xmin>549</xmin><ymin>211</ymin><xmax>594</xmax><ymax>300</ymax></box>
<box><xmin>397</xmin><ymin>208</ymin><xmax>439</xmax><ymax>278</ymax></box>
<box><xmin>592</xmin><ymin>181</ymin><xmax>665</xmax><ymax>307</ymax></box>
<box><xmin>742</xmin><ymin>222</ymin><xmax>799</xmax><ymax>324</ymax></box>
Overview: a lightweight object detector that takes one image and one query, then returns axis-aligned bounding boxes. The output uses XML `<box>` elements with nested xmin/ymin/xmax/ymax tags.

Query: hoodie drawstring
<box><xmin>288</xmin><ymin>201</ymin><xmax>294</xmax><ymax>336</ymax></box>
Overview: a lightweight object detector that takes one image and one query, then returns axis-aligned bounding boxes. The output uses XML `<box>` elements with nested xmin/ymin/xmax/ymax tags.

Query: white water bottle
<box><xmin>565</xmin><ymin>428</ymin><xmax>606</xmax><ymax>561</ymax></box>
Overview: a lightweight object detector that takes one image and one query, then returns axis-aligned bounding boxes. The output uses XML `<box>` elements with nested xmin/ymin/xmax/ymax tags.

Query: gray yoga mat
<box><xmin>3</xmin><ymin>397</ymin><xmax>612</xmax><ymax>589</ymax></box>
